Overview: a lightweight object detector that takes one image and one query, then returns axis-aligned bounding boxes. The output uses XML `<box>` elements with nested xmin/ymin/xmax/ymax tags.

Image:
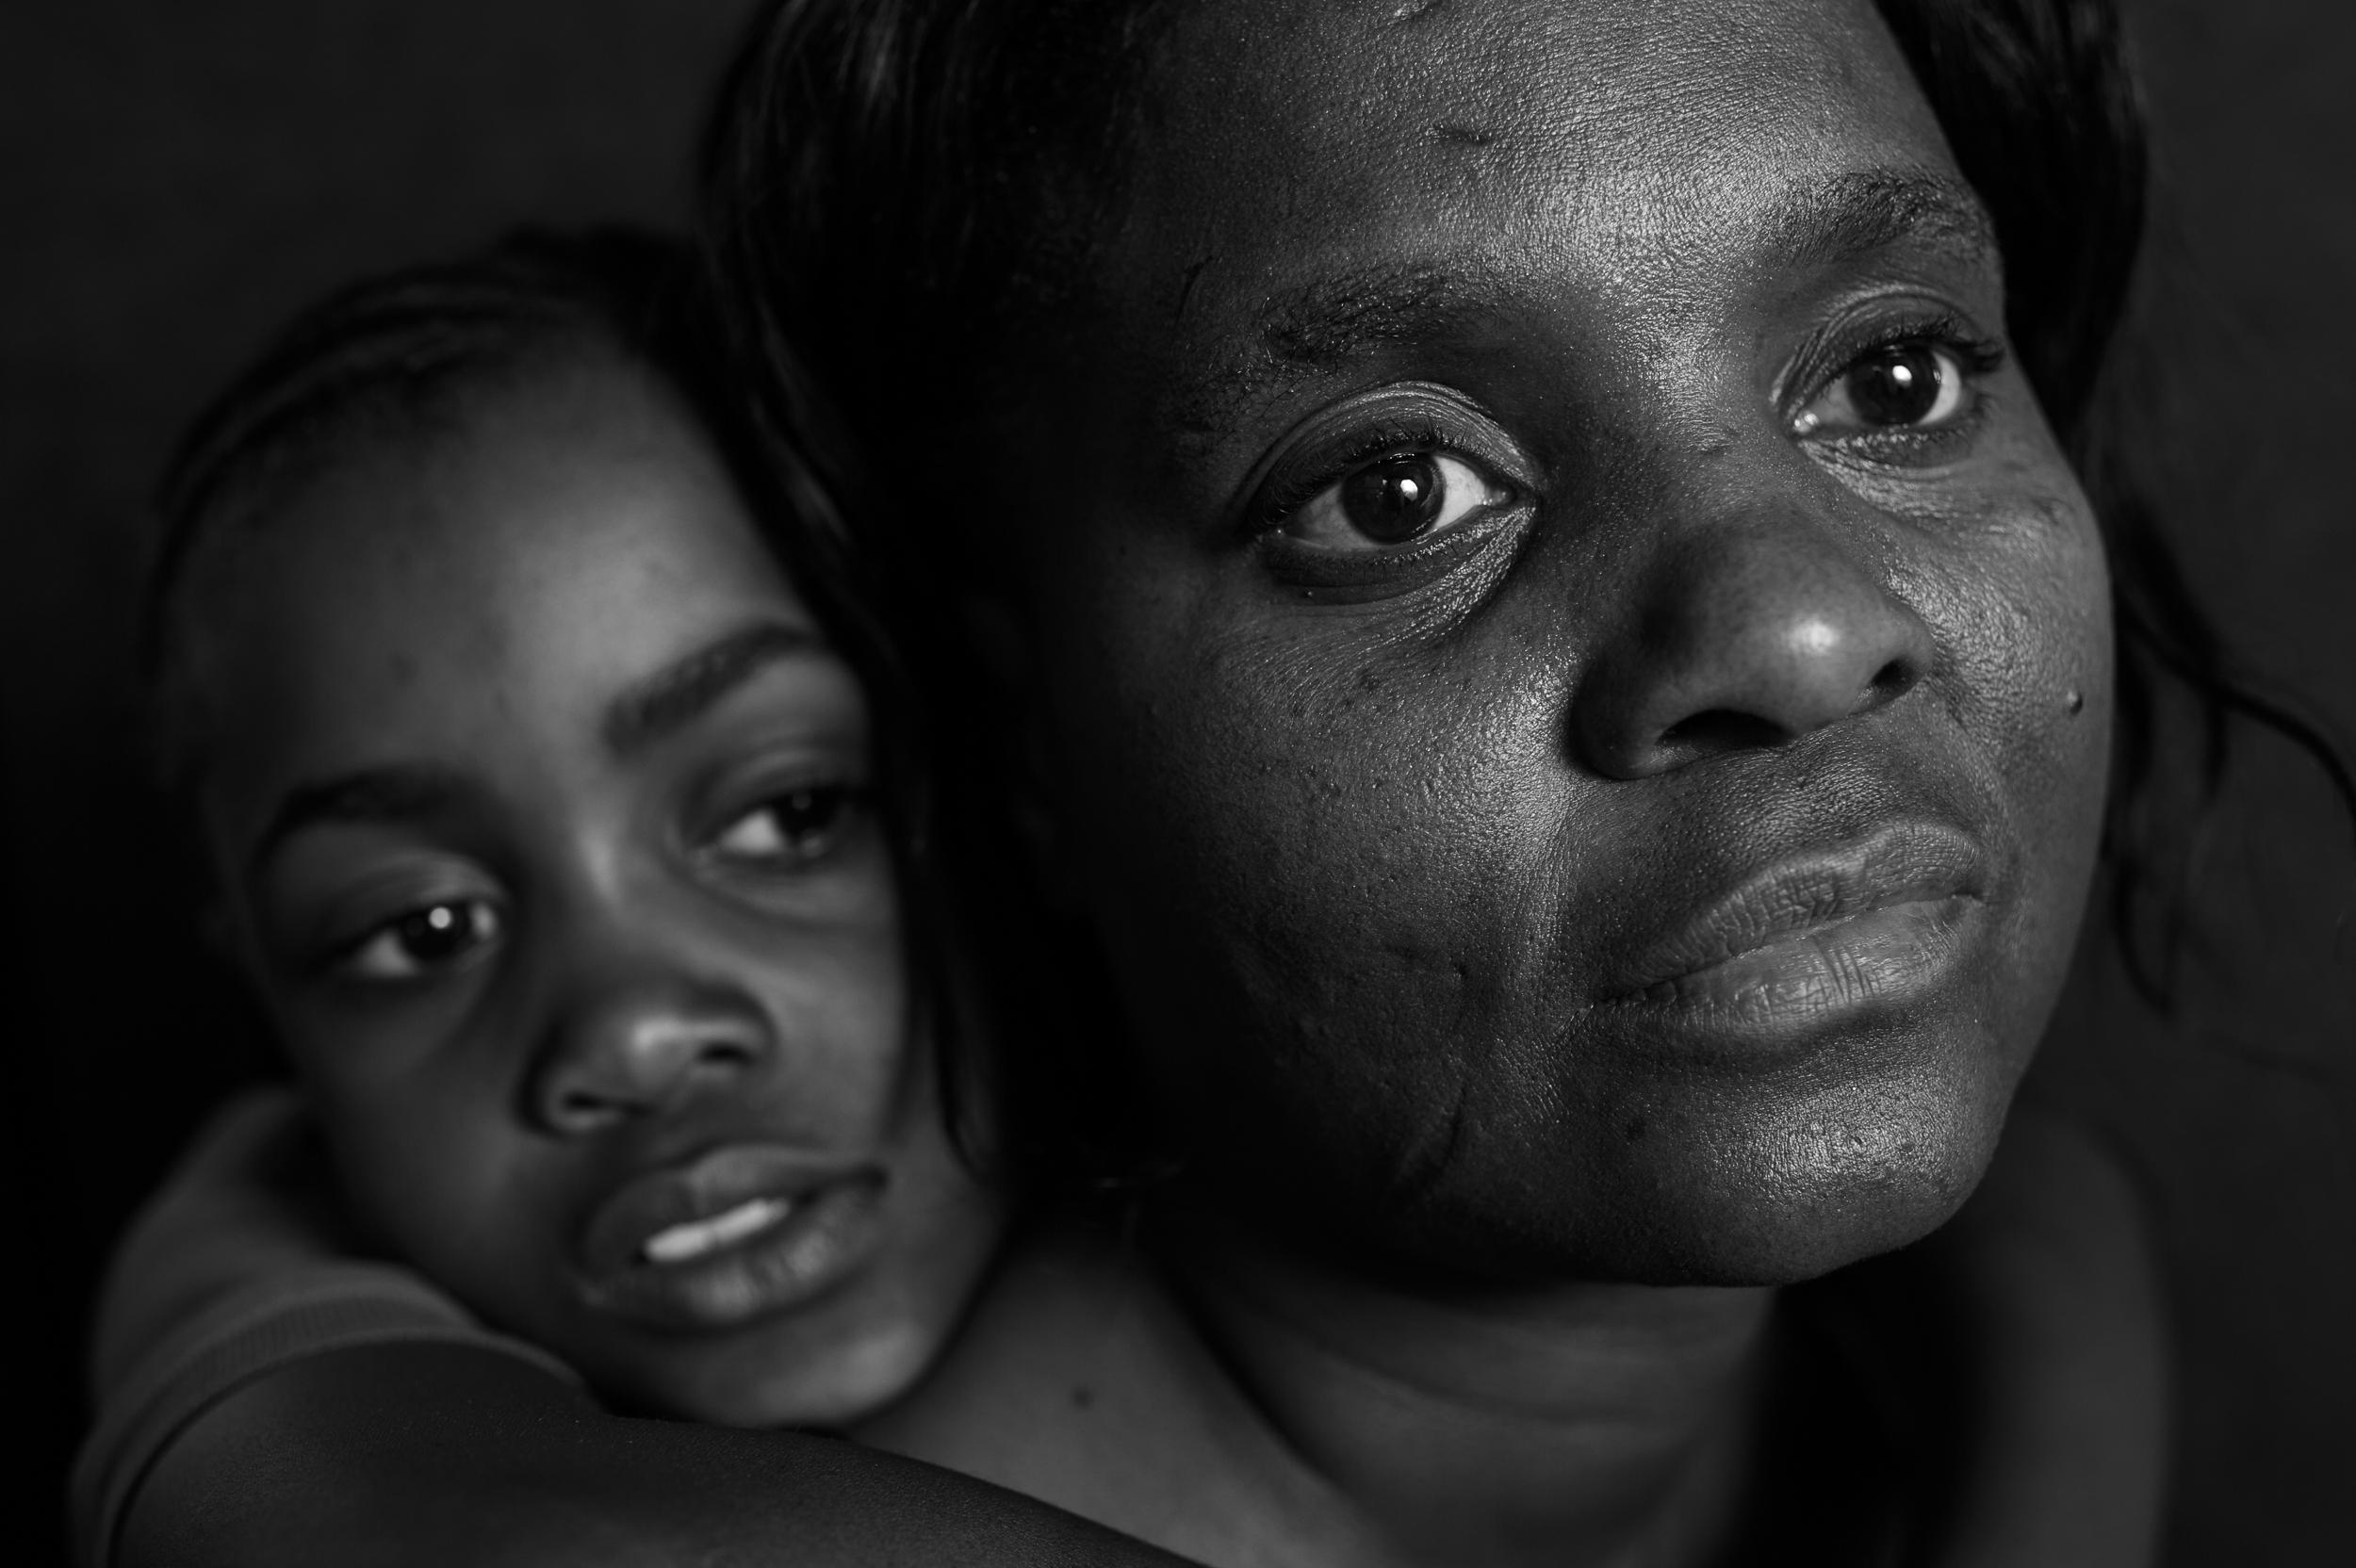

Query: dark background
<box><xmin>2</xmin><ymin>3</ymin><xmax>2349</xmax><ymax>1562</ymax></box>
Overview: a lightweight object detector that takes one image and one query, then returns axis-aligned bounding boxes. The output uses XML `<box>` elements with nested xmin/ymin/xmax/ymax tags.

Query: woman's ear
<box><xmin>957</xmin><ymin>589</ymin><xmax>1078</xmax><ymax>907</ymax></box>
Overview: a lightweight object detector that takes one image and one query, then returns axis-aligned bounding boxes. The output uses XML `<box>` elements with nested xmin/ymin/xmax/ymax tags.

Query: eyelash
<box><xmin>1798</xmin><ymin>312</ymin><xmax>2006</xmax><ymax>413</ymax></box>
<box><xmin>1255</xmin><ymin>417</ymin><xmax>1481</xmax><ymax>533</ymax></box>
<box><xmin>696</xmin><ymin>782</ymin><xmax>867</xmax><ymax>873</ymax></box>
<box><xmin>315</xmin><ymin>893</ymin><xmax>504</xmax><ymax>988</ymax></box>
<box><xmin>1856</xmin><ymin>308</ymin><xmax>1999</xmax><ymax>369</ymax></box>
<box><xmin>1241</xmin><ymin>306</ymin><xmax>2003</xmax><ymax>562</ymax></box>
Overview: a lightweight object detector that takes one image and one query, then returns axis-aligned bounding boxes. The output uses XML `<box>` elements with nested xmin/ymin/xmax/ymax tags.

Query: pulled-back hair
<box><xmin>699</xmin><ymin>0</ymin><xmax>2351</xmax><ymax>1014</ymax></box>
<box><xmin>148</xmin><ymin>228</ymin><xmax>894</xmax><ymax>759</ymax></box>
<box><xmin>144</xmin><ymin>226</ymin><xmax>982</xmax><ymax>1159</ymax></box>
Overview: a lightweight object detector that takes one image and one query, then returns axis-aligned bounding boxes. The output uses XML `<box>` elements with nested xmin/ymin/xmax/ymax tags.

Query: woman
<box><xmin>113</xmin><ymin>0</ymin><xmax>2332</xmax><ymax>1561</ymax></box>
<box><xmin>705</xmin><ymin>1</ymin><xmax>2164</xmax><ymax>1561</ymax></box>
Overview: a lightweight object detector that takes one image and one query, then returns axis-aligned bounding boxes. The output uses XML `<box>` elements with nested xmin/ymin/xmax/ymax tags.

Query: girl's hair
<box><xmin>697</xmin><ymin>0</ymin><xmax>2353</xmax><ymax>1022</ymax></box>
<box><xmin>143</xmin><ymin>226</ymin><xmax>980</xmax><ymax>1157</ymax></box>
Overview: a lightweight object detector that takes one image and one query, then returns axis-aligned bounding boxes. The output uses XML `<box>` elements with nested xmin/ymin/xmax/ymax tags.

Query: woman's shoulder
<box><xmin>1922</xmin><ymin>1106</ymin><xmax>2168</xmax><ymax>1567</ymax></box>
<box><xmin>852</xmin><ymin>1208</ymin><xmax>1366</xmax><ymax>1567</ymax></box>
<box><xmin>1766</xmin><ymin>1107</ymin><xmax>2168</xmax><ymax>1568</ymax></box>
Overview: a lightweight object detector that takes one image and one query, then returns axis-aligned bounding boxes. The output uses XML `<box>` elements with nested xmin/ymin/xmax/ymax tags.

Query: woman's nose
<box><xmin>529</xmin><ymin>976</ymin><xmax>775</xmax><ymax>1136</ymax></box>
<box><xmin>1570</xmin><ymin>517</ymin><xmax>1934</xmax><ymax>779</ymax></box>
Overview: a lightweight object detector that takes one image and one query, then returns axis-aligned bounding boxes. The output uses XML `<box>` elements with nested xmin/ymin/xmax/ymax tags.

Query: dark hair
<box><xmin>699</xmin><ymin>0</ymin><xmax>2353</xmax><ymax>1025</ymax></box>
<box><xmin>143</xmin><ymin>225</ymin><xmax>981</xmax><ymax>1156</ymax></box>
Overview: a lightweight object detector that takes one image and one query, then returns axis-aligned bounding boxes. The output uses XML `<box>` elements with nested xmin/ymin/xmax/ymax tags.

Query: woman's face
<box><xmin>191</xmin><ymin>357</ymin><xmax>1002</xmax><ymax>1422</ymax></box>
<box><xmin>1001</xmin><ymin>0</ymin><xmax>2111</xmax><ymax>1282</ymax></box>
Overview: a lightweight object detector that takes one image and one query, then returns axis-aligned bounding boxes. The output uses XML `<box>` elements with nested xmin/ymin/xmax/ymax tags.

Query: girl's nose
<box><xmin>1570</xmin><ymin>516</ymin><xmax>1934</xmax><ymax>779</ymax></box>
<box><xmin>529</xmin><ymin>975</ymin><xmax>775</xmax><ymax>1136</ymax></box>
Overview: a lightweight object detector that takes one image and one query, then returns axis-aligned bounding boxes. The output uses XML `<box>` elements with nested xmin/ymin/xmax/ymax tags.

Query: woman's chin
<box><xmin>1349</xmin><ymin>1036</ymin><xmax>2017</xmax><ymax>1290</ymax></box>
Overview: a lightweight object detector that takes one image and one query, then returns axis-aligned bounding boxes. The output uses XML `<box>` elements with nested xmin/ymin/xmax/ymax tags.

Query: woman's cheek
<box><xmin>1901</xmin><ymin>479</ymin><xmax>2113</xmax><ymax>1042</ymax></box>
<box><xmin>1950</xmin><ymin>483</ymin><xmax>2112</xmax><ymax>818</ymax></box>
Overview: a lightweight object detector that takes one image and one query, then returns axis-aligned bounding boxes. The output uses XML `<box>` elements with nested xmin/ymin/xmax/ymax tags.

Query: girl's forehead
<box><xmin>201</xmin><ymin>375</ymin><xmax>777</xmax><ymax>668</ymax></box>
<box><xmin>188</xmin><ymin>366</ymin><xmax>822</xmax><ymax>840</ymax></box>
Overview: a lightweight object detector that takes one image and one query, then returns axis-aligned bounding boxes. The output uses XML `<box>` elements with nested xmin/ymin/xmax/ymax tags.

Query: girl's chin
<box><xmin>589</xmin><ymin>1306</ymin><xmax>943</xmax><ymax>1429</ymax></box>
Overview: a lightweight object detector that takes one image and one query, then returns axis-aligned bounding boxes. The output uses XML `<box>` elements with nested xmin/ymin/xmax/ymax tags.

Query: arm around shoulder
<box><xmin>120</xmin><ymin>1340</ymin><xmax>1200</xmax><ymax>1568</ymax></box>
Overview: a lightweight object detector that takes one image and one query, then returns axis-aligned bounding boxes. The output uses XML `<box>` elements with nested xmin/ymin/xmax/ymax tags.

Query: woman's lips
<box><xmin>1602</xmin><ymin>823</ymin><xmax>1988</xmax><ymax>1040</ymax></box>
<box><xmin>577</xmin><ymin>1144</ymin><xmax>887</xmax><ymax>1331</ymax></box>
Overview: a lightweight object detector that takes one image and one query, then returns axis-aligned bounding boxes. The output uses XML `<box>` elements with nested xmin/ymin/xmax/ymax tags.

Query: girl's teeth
<box><xmin>641</xmin><ymin>1196</ymin><xmax>794</xmax><ymax>1265</ymax></box>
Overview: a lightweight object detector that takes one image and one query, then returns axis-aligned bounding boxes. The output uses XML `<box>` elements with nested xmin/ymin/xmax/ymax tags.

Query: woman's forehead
<box><xmin>1113</xmin><ymin>0</ymin><xmax>1959</xmax><ymax>338</ymax></box>
<box><xmin>1143</xmin><ymin>0</ymin><xmax>1935</xmax><ymax>166</ymax></box>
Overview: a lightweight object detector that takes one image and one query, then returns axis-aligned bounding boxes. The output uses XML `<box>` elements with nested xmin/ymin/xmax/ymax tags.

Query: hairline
<box><xmin>149</xmin><ymin>330</ymin><xmax>663</xmax><ymax>800</ymax></box>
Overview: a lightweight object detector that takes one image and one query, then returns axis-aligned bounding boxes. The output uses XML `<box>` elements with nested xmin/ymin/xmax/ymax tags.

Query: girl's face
<box><xmin>1002</xmin><ymin>0</ymin><xmax>2111</xmax><ymax>1282</ymax></box>
<box><xmin>190</xmin><ymin>356</ymin><xmax>1001</xmax><ymax>1424</ymax></box>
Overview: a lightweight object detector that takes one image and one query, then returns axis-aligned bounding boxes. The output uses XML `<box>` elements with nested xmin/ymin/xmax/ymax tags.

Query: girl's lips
<box><xmin>578</xmin><ymin>1144</ymin><xmax>888</xmax><ymax>1331</ymax></box>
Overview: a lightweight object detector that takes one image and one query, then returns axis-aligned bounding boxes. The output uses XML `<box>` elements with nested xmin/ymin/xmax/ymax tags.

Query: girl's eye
<box><xmin>1282</xmin><ymin>450</ymin><xmax>1512</xmax><ymax>551</ymax></box>
<box><xmin>708</xmin><ymin>787</ymin><xmax>851</xmax><ymax>867</ymax></box>
<box><xmin>340</xmin><ymin>899</ymin><xmax>502</xmax><ymax>983</ymax></box>
<box><xmin>1795</xmin><ymin>342</ymin><xmax>1970</xmax><ymax>436</ymax></box>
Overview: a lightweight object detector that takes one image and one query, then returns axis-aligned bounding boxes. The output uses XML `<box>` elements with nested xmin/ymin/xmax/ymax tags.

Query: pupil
<box><xmin>1849</xmin><ymin>345</ymin><xmax>1941</xmax><ymax>426</ymax></box>
<box><xmin>1339</xmin><ymin>454</ymin><xmax>1445</xmax><ymax>544</ymax></box>
<box><xmin>399</xmin><ymin>904</ymin><xmax>471</xmax><ymax>960</ymax></box>
<box><xmin>773</xmin><ymin>789</ymin><xmax>839</xmax><ymax>842</ymax></box>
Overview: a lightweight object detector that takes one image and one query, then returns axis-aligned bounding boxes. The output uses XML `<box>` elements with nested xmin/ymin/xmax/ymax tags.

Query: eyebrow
<box><xmin>1766</xmin><ymin>169</ymin><xmax>1998</xmax><ymax>270</ymax></box>
<box><xmin>601</xmin><ymin>622</ymin><xmax>825</xmax><ymax>759</ymax></box>
<box><xmin>243</xmin><ymin>625</ymin><xmax>823</xmax><ymax>877</ymax></box>
<box><xmin>1252</xmin><ymin>261</ymin><xmax>1491</xmax><ymax>376</ymax></box>
<box><xmin>1239</xmin><ymin>170</ymin><xmax>1996</xmax><ymax>390</ymax></box>
<box><xmin>250</xmin><ymin>763</ymin><xmax>467</xmax><ymax>876</ymax></box>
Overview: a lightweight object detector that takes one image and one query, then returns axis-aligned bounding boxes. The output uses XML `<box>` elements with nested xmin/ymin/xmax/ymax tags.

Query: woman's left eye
<box><xmin>1795</xmin><ymin>341</ymin><xmax>1971</xmax><ymax>436</ymax></box>
<box><xmin>707</xmin><ymin>787</ymin><xmax>853</xmax><ymax>867</ymax></box>
<box><xmin>1281</xmin><ymin>450</ymin><xmax>1512</xmax><ymax>552</ymax></box>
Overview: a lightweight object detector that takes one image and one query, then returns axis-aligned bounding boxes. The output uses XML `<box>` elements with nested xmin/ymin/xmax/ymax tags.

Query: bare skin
<box><xmin>123</xmin><ymin>1342</ymin><xmax>1194</xmax><ymax>1568</ymax></box>
<box><xmin>856</xmin><ymin>1112</ymin><xmax>2163</xmax><ymax>1568</ymax></box>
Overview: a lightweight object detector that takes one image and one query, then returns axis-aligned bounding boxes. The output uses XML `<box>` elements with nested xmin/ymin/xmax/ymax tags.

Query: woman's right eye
<box><xmin>336</xmin><ymin>898</ymin><xmax>503</xmax><ymax>983</ymax></box>
<box><xmin>1280</xmin><ymin>449</ymin><xmax>1513</xmax><ymax>553</ymax></box>
<box><xmin>1282</xmin><ymin>449</ymin><xmax>1517</xmax><ymax>553</ymax></box>
<box><xmin>1792</xmin><ymin>335</ymin><xmax>1991</xmax><ymax>440</ymax></box>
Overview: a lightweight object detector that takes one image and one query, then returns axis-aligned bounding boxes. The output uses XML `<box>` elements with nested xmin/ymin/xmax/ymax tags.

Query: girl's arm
<box><xmin>77</xmin><ymin>1087</ymin><xmax>585</xmax><ymax>1566</ymax></box>
<box><xmin>85</xmin><ymin>1089</ymin><xmax>1191</xmax><ymax>1568</ymax></box>
<box><xmin>122</xmin><ymin>1342</ymin><xmax>1191</xmax><ymax>1568</ymax></box>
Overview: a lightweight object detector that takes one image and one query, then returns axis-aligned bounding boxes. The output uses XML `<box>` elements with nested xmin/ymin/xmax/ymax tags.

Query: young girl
<box><xmin>73</xmin><ymin>229</ymin><xmax>1155</xmax><ymax>1564</ymax></box>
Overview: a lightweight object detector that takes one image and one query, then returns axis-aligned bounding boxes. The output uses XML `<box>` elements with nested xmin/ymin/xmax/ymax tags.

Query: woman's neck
<box><xmin>861</xmin><ymin>1115</ymin><xmax>2163</xmax><ymax>1568</ymax></box>
<box><xmin>1165</xmin><ymin>1214</ymin><xmax>1775</xmax><ymax>1568</ymax></box>
<box><xmin>859</xmin><ymin>1204</ymin><xmax>1775</xmax><ymax>1568</ymax></box>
